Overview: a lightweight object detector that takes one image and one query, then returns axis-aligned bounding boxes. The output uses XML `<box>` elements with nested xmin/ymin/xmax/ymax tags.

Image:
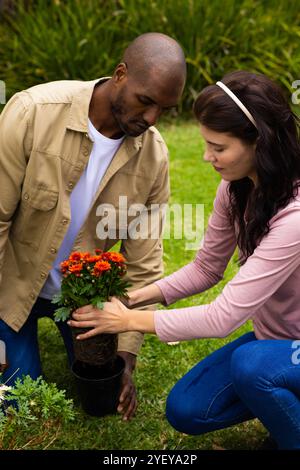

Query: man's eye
<box><xmin>139</xmin><ymin>97</ymin><xmax>151</xmax><ymax>105</ymax></box>
<box><xmin>215</xmin><ymin>148</ymin><xmax>225</xmax><ymax>153</ymax></box>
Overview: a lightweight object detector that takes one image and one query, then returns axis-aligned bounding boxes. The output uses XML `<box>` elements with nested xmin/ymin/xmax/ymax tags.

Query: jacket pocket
<box><xmin>11</xmin><ymin>185</ymin><xmax>59</xmax><ymax>249</ymax></box>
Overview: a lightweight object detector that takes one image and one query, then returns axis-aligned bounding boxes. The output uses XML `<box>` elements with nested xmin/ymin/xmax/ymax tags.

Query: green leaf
<box><xmin>67</xmin><ymin>290</ymin><xmax>82</xmax><ymax>303</ymax></box>
<box><xmin>91</xmin><ymin>297</ymin><xmax>104</xmax><ymax>310</ymax></box>
<box><xmin>51</xmin><ymin>293</ymin><xmax>63</xmax><ymax>305</ymax></box>
<box><xmin>54</xmin><ymin>306</ymin><xmax>72</xmax><ymax>322</ymax></box>
<box><xmin>78</xmin><ymin>284</ymin><xmax>92</xmax><ymax>296</ymax></box>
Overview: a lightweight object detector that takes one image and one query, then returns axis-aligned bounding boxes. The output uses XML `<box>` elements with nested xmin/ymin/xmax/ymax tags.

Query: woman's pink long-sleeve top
<box><xmin>154</xmin><ymin>179</ymin><xmax>300</xmax><ymax>342</ymax></box>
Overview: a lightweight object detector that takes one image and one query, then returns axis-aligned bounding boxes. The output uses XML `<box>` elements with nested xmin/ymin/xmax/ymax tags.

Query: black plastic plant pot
<box><xmin>71</xmin><ymin>355</ymin><xmax>125</xmax><ymax>417</ymax></box>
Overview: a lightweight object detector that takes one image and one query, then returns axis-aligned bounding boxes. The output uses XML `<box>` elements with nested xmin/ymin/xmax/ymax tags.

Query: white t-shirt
<box><xmin>40</xmin><ymin>119</ymin><xmax>124</xmax><ymax>299</ymax></box>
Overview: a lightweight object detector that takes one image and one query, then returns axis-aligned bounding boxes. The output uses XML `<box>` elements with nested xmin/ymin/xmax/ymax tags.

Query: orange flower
<box><xmin>102</xmin><ymin>252</ymin><xmax>125</xmax><ymax>264</ymax></box>
<box><xmin>92</xmin><ymin>260</ymin><xmax>111</xmax><ymax>277</ymax></box>
<box><xmin>69</xmin><ymin>252</ymin><xmax>82</xmax><ymax>262</ymax></box>
<box><xmin>60</xmin><ymin>260</ymin><xmax>70</xmax><ymax>273</ymax></box>
<box><xmin>86</xmin><ymin>255</ymin><xmax>102</xmax><ymax>263</ymax></box>
<box><xmin>81</xmin><ymin>252</ymin><xmax>91</xmax><ymax>261</ymax></box>
<box><xmin>108</xmin><ymin>252</ymin><xmax>125</xmax><ymax>264</ymax></box>
<box><xmin>69</xmin><ymin>263</ymin><xmax>83</xmax><ymax>274</ymax></box>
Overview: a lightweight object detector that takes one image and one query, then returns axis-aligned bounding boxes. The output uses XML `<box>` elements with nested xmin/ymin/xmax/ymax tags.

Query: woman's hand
<box><xmin>68</xmin><ymin>297</ymin><xmax>130</xmax><ymax>340</ymax></box>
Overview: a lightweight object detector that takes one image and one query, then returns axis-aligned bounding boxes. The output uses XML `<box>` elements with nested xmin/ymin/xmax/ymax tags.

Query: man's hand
<box><xmin>117</xmin><ymin>351</ymin><xmax>137</xmax><ymax>421</ymax></box>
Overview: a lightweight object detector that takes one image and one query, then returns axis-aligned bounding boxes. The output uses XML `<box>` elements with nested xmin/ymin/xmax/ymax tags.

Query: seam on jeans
<box><xmin>201</xmin><ymin>410</ymin><xmax>253</xmax><ymax>426</ymax></box>
<box><xmin>267</xmin><ymin>365</ymin><xmax>300</xmax><ymax>386</ymax></box>
<box><xmin>271</xmin><ymin>388</ymin><xmax>300</xmax><ymax>439</ymax></box>
<box><xmin>205</xmin><ymin>382</ymin><xmax>233</xmax><ymax>420</ymax></box>
<box><xmin>259</xmin><ymin>365</ymin><xmax>300</xmax><ymax>439</ymax></box>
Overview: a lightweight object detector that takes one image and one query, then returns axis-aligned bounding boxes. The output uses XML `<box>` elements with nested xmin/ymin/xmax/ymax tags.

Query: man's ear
<box><xmin>113</xmin><ymin>62</ymin><xmax>128</xmax><ymax>84</ymax></box>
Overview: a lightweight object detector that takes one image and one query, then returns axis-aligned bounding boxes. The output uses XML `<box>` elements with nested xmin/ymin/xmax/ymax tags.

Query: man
<box><xmin>0</xmin><ymin>33</ymin><xmax>186</xmax><ymax>420</ymax></box>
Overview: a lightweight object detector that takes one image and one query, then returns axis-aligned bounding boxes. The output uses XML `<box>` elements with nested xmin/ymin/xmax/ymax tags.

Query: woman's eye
<box><xmin>215</xmin><ymin>148</ymin><xmax>224</xmax><ymax>153</ymax></box>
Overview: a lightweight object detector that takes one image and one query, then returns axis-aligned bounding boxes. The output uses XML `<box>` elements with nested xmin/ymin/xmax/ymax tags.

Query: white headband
<box><xmin>216</xmin><ymin>81</ymin><xmax>258</xmax><ymax>129</ymax></box>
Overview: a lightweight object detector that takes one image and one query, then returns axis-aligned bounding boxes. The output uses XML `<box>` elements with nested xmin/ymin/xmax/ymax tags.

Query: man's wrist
<box><xmin>127</xmin><ymin>284</ymin><xmax>164</xmax><ymax>309</ymax></box>
<box><xmin>117</xmin><ymin>351</ymin><xmax>136</xmax><ymax>373</ymax></box>
<box><xmin>127</xmin><ymin>290</ymin><xmax>141</xmax><ymax>308</ymax></box>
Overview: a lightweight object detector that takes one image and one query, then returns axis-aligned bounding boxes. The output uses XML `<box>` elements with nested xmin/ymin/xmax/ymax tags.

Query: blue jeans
<box><xmin>0</xmin><ymin>297</ymin><xmax>74</xmax><ymax>384</ymax></box>
<box><xmin>166</xmin><ymin>332</ymin><xmax>300</xmax><ymax>449</ymax></box>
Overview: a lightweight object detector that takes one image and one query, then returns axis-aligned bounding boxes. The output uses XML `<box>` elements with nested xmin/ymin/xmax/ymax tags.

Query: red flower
<box><xmin>60</xmin><ymin>260</ymin><xmax>70</xmax><ymax>274</ymax></box>
<box><xmin>69</xmin><ymin>263</ymin><xmax>83</xmax><ymax>274</ymax></box>
<box><xmin>69</xmin><ymin>252</ymin><xmax>82</xmax><ymax>262</ymax></box>
<box><xmin>85</xmin><ymin>255</ymin><xmax>102</xmax><ymax>263</ymax></box>
<box><xmin>108</xmin><ymin>252</ymin><xmax>125</xmax><ymax>264</ymax></box>
<box><xmin>102</xmin><ymin>252</ymin><xmax>125</xmax><ymax>264</ymax></box>
<box><xmin>92</xmin><ymin>260</ymin><xmax>111</xmax><ymax>277</ymax></box>
<box><xmin>81</xmin><ymin>252</ymin><xmax>91</xmax><ymax>261</ymax></box>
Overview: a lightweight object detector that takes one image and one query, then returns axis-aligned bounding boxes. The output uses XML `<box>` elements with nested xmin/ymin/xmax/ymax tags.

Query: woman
<box><xmin>69</xmin><ymin>71</ymin><xmax>300</xmax><ymax>449</ymax></box>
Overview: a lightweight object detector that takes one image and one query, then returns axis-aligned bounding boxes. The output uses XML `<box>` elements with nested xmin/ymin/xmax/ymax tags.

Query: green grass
<box><xmin>37</xmin><ymin>121</ymin><xmax>267</xmax><ymax>450</ymax></box>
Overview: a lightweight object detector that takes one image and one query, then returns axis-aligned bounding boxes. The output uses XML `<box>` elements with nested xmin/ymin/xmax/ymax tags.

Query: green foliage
<box><xmin>0</xmin><ymin>375</ymin><xmax>75</xmax><ymax>449</ymax></box>
<box><xmin>91</xmin><ymin>297</ymin><xmax>104</xmax><ymax>310</ymax></box>
<box><xmin>53</xmin><ymin>306</ymin><xmax>72</xmax><ymax>322</ymax></box>
<box><xmin>0</xmin><ymin>0</ymin><xmax>299</xmax><ymax>112</ymax></box>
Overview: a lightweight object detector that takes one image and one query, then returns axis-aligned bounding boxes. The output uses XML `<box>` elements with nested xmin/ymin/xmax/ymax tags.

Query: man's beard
<box><xmin>111</xmin><ymin>97</ymin><xmax>149</xmax><ymax>137</ymax></box>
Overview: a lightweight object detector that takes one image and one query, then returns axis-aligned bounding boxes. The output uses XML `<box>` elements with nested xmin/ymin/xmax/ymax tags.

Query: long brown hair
<box><xmin>194</xmin><ymin>71</ymin><xmax>300</xmax><ymax>263</ymax></box>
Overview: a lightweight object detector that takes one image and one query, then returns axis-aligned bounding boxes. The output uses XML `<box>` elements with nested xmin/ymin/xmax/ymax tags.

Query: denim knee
<box><xmin>166</xmin><ymin>384</ymin><xmax>193</xmax><ymax>434</ymax></box>
<box><xmin>166</xmin><ymin>383</ymin><xmax>216</xmax><ymax>436</ymax></box>
<box><xmin>230</xmin><ymin>341</ymin><xmax>269</xmax><ymax>393</ymax></box>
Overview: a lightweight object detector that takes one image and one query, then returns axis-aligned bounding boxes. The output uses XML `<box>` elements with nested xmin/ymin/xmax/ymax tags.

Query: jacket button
<box><xmin>24</xmin><ymin>193</ymin><xmax>29</xmax><ymax>200</ymax></box>
<box><xmin>68</xmin><ymin>182</ymin><xmax>74</xmax><ymax>190</ymax></box>
<box><xmin>50</xmin><ymin>248</ymin><xmax>57</xmax><ymax>254</ymax></box>
<box><xmin>40</xmin><ymin>273</ymin><xmax>46</xmax><ymax>279</ymax></box>
<box><xmin>83</xmin><ymin>148</ymin><xmax>89</xmax><ymax>156</ymax></box>
<box><xmin>62</xmin><ymin>219</ymin><xmax>68</xmax><ymax>225</ymax></box>
<box><xmin>30</xmin><ymin>293</ymin><xmax>35</xmax><ymax>299</ymax></box>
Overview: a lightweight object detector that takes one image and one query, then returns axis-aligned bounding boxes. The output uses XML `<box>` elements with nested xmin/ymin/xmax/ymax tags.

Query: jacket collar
<box><xmin>66</xmin><ymin>77</ymin><xmax>105</xmax><ymax>133</ymax></box>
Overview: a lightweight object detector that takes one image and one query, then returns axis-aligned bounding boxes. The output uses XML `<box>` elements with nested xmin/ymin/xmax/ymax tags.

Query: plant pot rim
<box><xmin>71</xmin><ymin>355</ymin><xmax>125</xmax><ymax>383</ymax></box>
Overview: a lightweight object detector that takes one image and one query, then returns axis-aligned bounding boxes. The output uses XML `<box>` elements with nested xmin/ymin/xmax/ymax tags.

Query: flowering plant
<box><xmin>0</xmin><ymin>373</ymin><xmax>75</xmax><ymax>450</ymax></box>
<box><xmin>0</xmin><ymin>383</ymin><xmax>11</xmax><ymax>404</ymax></box>
<box><xmin>52</xmin><ymin>249</ymin><xmax>130</xmax><ymax>322</ymax></box>
<box><xmin>0</xmin><ymin>369</ymin><xmax>18</xmax><ymax>404</ymax></box>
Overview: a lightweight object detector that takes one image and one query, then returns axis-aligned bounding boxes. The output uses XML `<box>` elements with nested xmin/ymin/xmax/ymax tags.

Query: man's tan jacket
<box><xmin>0</xmin><ymin>78</ymin><xmax>170</xmax><ymax>355</ymax></box>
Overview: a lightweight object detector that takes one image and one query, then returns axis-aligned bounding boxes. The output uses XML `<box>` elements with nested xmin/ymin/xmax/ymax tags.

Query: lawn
<box><xmin>37</xmin><ymin>121</ymin><xmax>267</xmax><ymax>450</ymax></box>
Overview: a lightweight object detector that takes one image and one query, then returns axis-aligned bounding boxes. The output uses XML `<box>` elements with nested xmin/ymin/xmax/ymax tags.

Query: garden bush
<box><xmin>0</xmin><ymin>0</ymin><xmax>299</xmax><ymax>111</ymax></box>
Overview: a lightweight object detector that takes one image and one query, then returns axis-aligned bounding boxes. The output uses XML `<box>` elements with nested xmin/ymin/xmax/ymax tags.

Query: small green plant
<box><xmin>0</xmin><ymin>374</ymin><xmax>75</xmax><ymax>450</ymax></box>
